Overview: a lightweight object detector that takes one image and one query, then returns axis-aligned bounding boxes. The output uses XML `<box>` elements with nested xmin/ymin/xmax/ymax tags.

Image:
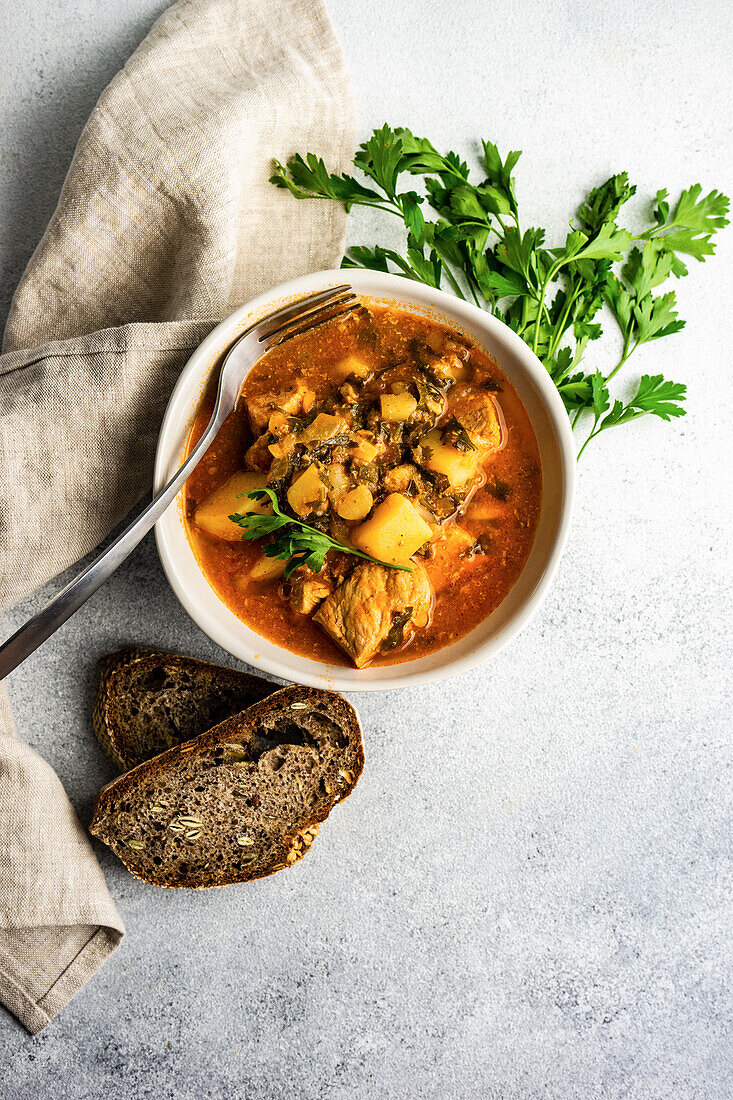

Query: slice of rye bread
<box><xmin>94</xmin><ymin>648</ymin><xmax>278</xmax><ymax>770</ymax></box>
<box><xmin>89</xmin><ymin>686</ymin><xmax>364</xmax><ymax>888</ymax></box>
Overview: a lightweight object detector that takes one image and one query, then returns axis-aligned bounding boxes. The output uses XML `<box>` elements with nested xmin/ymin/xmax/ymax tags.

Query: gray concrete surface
<box><xmin>1</xmin><ymin>0</ymin><xmax>731</xmax><ymax>1097</ymax></box>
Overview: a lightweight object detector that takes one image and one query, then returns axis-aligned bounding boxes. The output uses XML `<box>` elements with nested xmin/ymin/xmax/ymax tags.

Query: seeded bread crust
<box><xmin>94</xmin><ymin>649</ymin><xmax>278</xmax><ymax>770</ymax></box>
<box><xmin>89</xmin><ymin>686</ymin><xmax>364</xmax><ymax>889</ymax></box>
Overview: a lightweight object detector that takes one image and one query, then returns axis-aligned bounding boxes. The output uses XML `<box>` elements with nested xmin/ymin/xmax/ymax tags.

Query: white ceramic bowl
<box><xmin>154</xmin><ymin>269</ymin><xmax>575</xmax><ymax>690</ymax></box>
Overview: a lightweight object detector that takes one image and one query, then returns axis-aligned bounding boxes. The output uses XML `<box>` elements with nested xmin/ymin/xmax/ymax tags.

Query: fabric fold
<box><xmin>0</xmin><ymin>683</ymin><xmax>125</xmax><ymax>1034</ymax></box>
<box><xmin>0</xmin><ymin>0</ymin><xmax>354</xmax><ymax>1033</ymax></box>
<box><xmin>0</xmin><ymin>321</ymin><xmax>216</xmax><ymax>609</ymax></box>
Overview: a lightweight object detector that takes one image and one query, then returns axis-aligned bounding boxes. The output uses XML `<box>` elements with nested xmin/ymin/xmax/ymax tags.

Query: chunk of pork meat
<box><xmin>314</xmin><ymin>562</ymin><xmax>432</xmax><ymax>667</ymax></box>
<box><xmin>447</xmin><ymin>386</ymin><xmax>503</xmax><ymax>451</ymax></box>
<box><xmin>245</xmin><ymin>386</ymin><xmax>304</xmax><ymax>435</ymax></box>
<box><xmin>290</xmin><ymin>575</ymin><xmax>334</xmax><ymax>615</ymax></box>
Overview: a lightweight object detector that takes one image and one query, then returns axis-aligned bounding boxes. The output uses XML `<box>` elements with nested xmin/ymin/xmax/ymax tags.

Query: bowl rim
<box><xmin>154</xmin><ymin>268</ymin><xmax>575</xmax><ymax>691</ymax></box>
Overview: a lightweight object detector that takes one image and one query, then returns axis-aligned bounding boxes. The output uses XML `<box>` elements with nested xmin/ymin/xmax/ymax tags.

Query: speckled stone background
<box><xmin>1</xmin><ymin>0</ymin><xmax>731</xmax><ymax>1096</ymax></box>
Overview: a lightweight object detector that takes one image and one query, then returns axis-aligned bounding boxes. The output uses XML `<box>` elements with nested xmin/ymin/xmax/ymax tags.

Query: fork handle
<box><xmin>0</xmin><ymin>411</ymin><xmax>225</xmax><ymax>682</ymax></box>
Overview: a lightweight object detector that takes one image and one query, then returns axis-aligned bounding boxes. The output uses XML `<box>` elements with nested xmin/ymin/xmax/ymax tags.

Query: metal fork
<box><xmin>0</xmin><ymin>284</ymin><xmax>359</xmax><ymax>680</ymax></box>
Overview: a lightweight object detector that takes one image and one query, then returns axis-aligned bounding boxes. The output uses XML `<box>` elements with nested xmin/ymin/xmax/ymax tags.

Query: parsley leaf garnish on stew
<box><xmin>229</xmin><ymin>488</ymin><xmax>413</xmax><ymax>578</ymax></box>
<box><xmin>271</xmin><ymin>125</ymin><xmax>729</xmax><ymax>457</ymax></box>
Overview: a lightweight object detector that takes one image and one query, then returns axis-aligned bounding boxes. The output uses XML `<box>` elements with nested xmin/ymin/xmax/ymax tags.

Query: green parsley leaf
<box><xmin>395</xmin><ymin>129</ymin><xmax>469</xmax><ymax>180</ymax></box>
<box><xmin>480</xmin><ymin>141</ymin><xmax>521</xmax><ymax>218</ymax></box>
<box><xmin>557</xmin><ymin>371</ymin><xmax>595</xmax><ymax>412</ymax></box>
<box><xmin>405</xmin><ymin>239</ymin><xmax>442</xmax><ymax>287</ymax></box>
<box><xmin>601</xmin><ymin>374</ymin><xmax>687</xmax><ymax>428</ymax></box>
<box><xmin>570</xmin><ymin>221</ymin><xmax>633</xmax><ymax>263</ymax></box>
<box><xmin>342</xmin><ymin>244</ymin><xmax>393</xmax><ymax>273</ymax></box>
<box><xmin>496</xmin><ymin>227</ymin><xmax>546</xmax><ymax>286</ymax></box>
<box><xmin>472</xmin><ymin>254</ymin><xmax>529</xmax><ymax>300</ymax></box>
<box><xmin>230</xmin><ymin>488</ymin><xmax>413</xmax><ymax>576</ymax></box>
<box><xmin>640</xmin><ymin>184</ymin><xmax>730</xmax><ymax>271</ymax></box>
<box><xmin>577</xmin><ymin>373</ymin><xmax>687</xmax><ymax>456</ymax></box>
<box><xmin>623</xmin><ymin>242</ymin><xmax>674</xmax><ymax>300</ymax></box>
<box><xmin>355</xmin><ymin>124</ymin><xmax>406</xmax><ymax>200</ymax></box>
<box><xmin>591</xmin><ymin>370</ymin><xmax>611</xmax><ymax>423</ymax></box>
<box><xmin>578</xmin><ymin>173</ymin><xmax>637</xmax><ymax>234</ymax></box>
<box><xmin>270</xmin><ymin>155</ymin><xmax>381</xmax><ymax>211</ymax></box>
<box><xmin>400</xmin><ymin>192</ymin><xmax>426</xmax><ymax>242</ymax></box>
<box><xmin>605</xmin><ymin>275</ymin><xmax>634</xmax><ymax>343</ymax></box>
<box><xmin>653</xmin><ymin>183</ymin><xmax>729</xmax><ymax>237</ymax></box>
<box><xmin>632</xmin><ymin>291</ymin><xmax>686</xmax><ymax>345</ymax></box>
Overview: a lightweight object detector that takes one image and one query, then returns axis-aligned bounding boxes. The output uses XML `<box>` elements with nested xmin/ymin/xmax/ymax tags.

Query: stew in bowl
<box><xmin>183</xmin><ymin>300</ymin><xmax>542</xmax><ymax>670</ymax></box>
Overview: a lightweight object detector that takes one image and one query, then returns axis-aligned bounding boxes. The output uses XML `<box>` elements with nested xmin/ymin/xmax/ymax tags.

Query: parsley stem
<box><xmin>234</xmin><ymin>490</ymin><xmax>414</xmax><ymax>575</ymax></box>
<box><xmin>461</xmin><ymin>268</ymin><xmax>482</xmax><ymax>307</ymax></box>
<box><xmin>283</xmin><ymin>515</ymin><xmax>413</xmax><ymax>573</ymax></box>
<box><xmin>467</xmin><ymin>280</ymin><xmax>481</xmax><ymax>308</ymax></box>
<box><xmin>634</xmin><ymin>220</ymin><xmax>678</xmax><ymax>241</ymax></box>
<box><xmin>547</xmin><ymin>282</ymin><xmax>582</xmax><ymax>361</ymax></box>
<box><xmin>439</xmin><ymin>263</ymin><xmax>467</xmax><ymax>301</ymax></box>
<box><xmin>572</xmin><ymin>338</ymin><xmax>636</xmax><ymax>432</ymax></box>
<box><xmin>343</xmin><ymin>199</ymin><xmax>407</xmax><ymax>219</ymax></box>
<box><xmin>603</xmin><ymin>340</ymin><xmax>634</xmax><ymax>384</ymax></box>
<box><xmin>575</xmin><ymin>430</ymin><xmax>597</xmax><ymax>460</ymax></box>
<box><xmin>531</xmin><ymin>260</ymin><xmax>563</xmax><ymax>354</ymax></box>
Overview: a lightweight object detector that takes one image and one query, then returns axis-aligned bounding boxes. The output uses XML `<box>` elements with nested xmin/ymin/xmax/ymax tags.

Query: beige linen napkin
<box><xmin>0</xmin><ymin>0</ymin><xmax>354</xmax><ymax>1033</ymax></box>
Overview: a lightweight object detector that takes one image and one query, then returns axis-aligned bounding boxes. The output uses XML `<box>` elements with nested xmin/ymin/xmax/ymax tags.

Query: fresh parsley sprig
<box><xmin>271</xmin><ymin>127</ymin><xmax>728</xmax><ymax>458</ymax></box>
<box><xmin>229</xmin><ymin>488</ymin><xmax>413</xmax><ymax>578</ymax></box>
<box><xmin>575</xmin><ymin>372</ymin><xmax>687</xmax><ymax>459</ymax></box>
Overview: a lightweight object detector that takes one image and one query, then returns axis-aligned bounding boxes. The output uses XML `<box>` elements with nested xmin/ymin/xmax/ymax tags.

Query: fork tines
<box><xmin>257</xmin><ymin>283</ymin><xmax>352</xmax><ymax>334</ymax></box>
<box><xmin>259</xmin><ymin>286</ymin><xmax>360</xmax><ymax>348</ymax></box>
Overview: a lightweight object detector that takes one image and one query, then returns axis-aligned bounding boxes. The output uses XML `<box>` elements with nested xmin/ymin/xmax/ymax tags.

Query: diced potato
<box><xmin>332</xmin><ymin>355</ymin><xmax>370</xmax><ymax>381</ymax></box>
<box><xmin>327</xmin><ymin>462</ymin><xmax>350</xmax><ymax>504</ymax></box>
<box><xmin>268</xmin><ymin>434</ymin><xmax>297</xmax><ymax>460</ymax></box>
<box><xmin>412</xmin><ymin>500</ymin><xmax>442</xmax><ymax>542</ymax></box>
<box><xmin>465</xmin><ymin>496</ymin><xmax>504</xmax><ymax>522</ymax></box>
<box><xmin>268</xmin><ymin>411</ymin><xmax>289</xmax><ymax>435</ymax></box>
<box><xmin>248</xmin><ymin>557</ymin><xmax>287</xmax><ymax>583</ymax></box>
<box><xmin>302</xmin><ymin>388</ymin><xmax>316</xmax><ymax>413</ymax></box>
<box><xmin>380</xmin><ymin>392</ymin><xmax>418</xmax><ymax>421</ymax></box>
<box><xmin>430</xmin><ymin>352</ymin><xmax>470</xmax><ymax>383</ymax></box>
<box><xmin>299</xmin><ymin>413</ymin><xmax>348</xmax><ymax>447</ymax></box>
<box><xmin>351</xmin><ymin>493</ymin><xmax>433</xmax><ymax>565</ymax></box>
<box><xmin>336</xmin><ymin>485</ymin><xmax>374</xmax><ymax>522</ymax></box>
<box><xmin>418</xmin><ymin>429</ymin><xmax>480</xmax><ymax>488</ymax></box>
<box><xmin>194</xmin><ymin>471</ymin><xmax>270</xmax><ymax>542</ymax></box>
<box><xmin>287</xmin><ymin>464</ymin><xmax>326</xmax><ymax>516</ymax></box>
<box><xmin>349</xmin><ymin>432</ymin><xmax>382</xmax><ymax>464</ymax></box>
